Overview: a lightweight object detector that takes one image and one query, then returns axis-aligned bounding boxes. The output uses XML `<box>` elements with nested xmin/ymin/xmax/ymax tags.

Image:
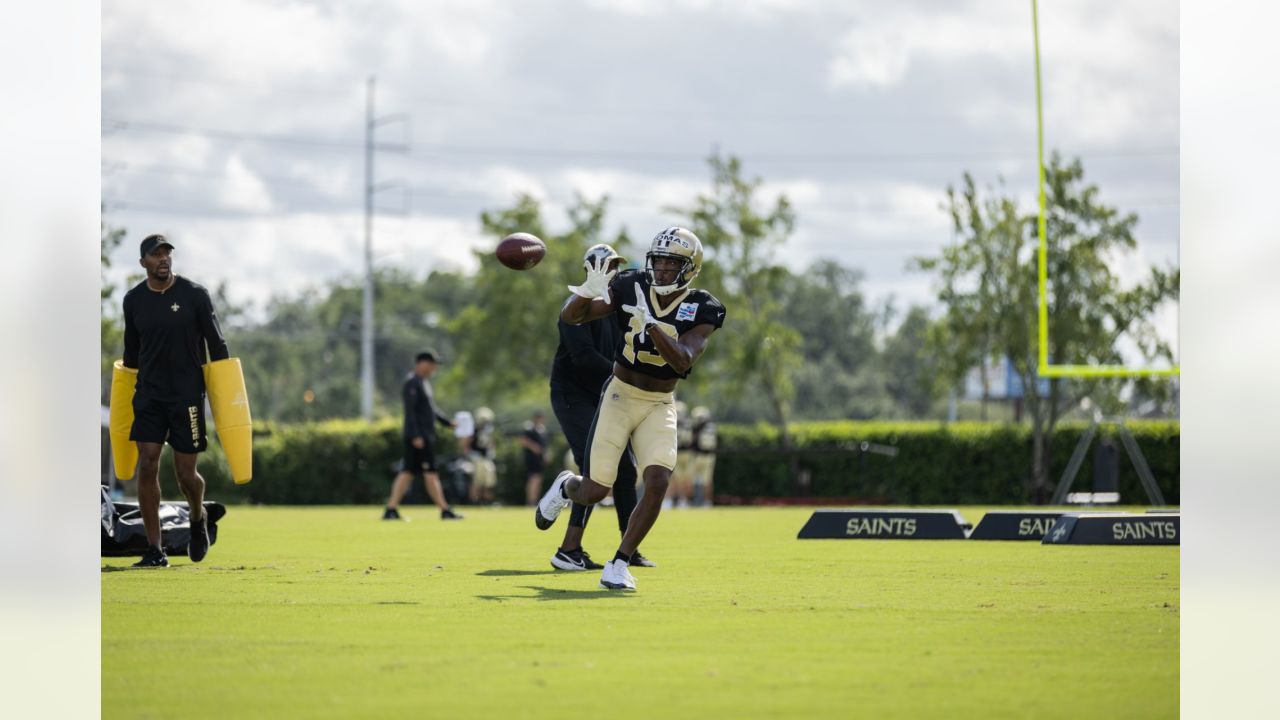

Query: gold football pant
<box><xmin>691</xmin><ymin>453</ymin><xmax>716</xmax><ymax>487</ymax></box>
<box><xmin>671</xmin><ymin>450</ymin><xmax>694</xmax><ymax>493</ymax></box>
<box><xmin>471</xmin><ymin>457</ymin><xmax>497</xmax><ymax>489</ymax></box>
<box><xmin>585</xmin><ymin>376</ymin><xmax>676</xmax><ymax>488</ymax></box>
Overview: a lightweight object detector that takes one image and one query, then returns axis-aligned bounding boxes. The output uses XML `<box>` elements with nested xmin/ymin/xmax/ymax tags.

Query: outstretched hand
<box><xmin>567</xmin><ymin>254</ymin><xmax>617</xmax><ymax>303</ymax></box>
<box><xmin>621</xmin><ymin>282</ymin><xmax>657</xmax><ymax>342</ymax></box>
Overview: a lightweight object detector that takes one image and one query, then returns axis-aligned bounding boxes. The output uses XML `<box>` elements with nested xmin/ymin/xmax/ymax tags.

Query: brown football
<box><xmin>495</xmin><ymin>232</ymin><xmax>546</xmax><ymax>270</ymax></box>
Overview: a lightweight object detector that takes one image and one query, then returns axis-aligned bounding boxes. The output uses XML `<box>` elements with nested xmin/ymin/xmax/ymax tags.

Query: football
<box><xmin>495</xmin><ymin>232</ymin><xmax>546</xmax><ymax>270</ymax></box>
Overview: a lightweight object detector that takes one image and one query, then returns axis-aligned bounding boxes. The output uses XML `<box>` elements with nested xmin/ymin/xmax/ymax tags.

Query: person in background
<box><xmin>383</xmin><ymin>351</ymin><xmax>463</xmax><ymax>521</ymax></box>
<box><xmin>690</xmin><ymin>406</ymin><xmax>718</xmax><ymax>507</ymax></box>
<box><xmin>521</xmin><ymin>411</ymin><xmax>550</xmax><ymax>506</ymax></box>
<box><xmin>466</xmin><ymin>407</ymin><xmax>499</xmax><ymax>505</ymax></box>
<box><xmin>667</xmin><ymin>401</ymin><xmax>694</xmax><ymax>509</ymax></box>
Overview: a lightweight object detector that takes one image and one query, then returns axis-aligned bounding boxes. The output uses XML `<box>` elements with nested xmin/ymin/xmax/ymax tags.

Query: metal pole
<box><xmin>1050</xmin><ymin>420</ymin><xmax>1097</xmax><ymax>505</ymax></box>
<box><xmin>1117</xmin><ymin>421</ymin><xmax>1168</xmax><ymax>506</ymax></box>
<box><xmin>360</xmin><ymin>76</ymin><xmax>375</xmax><ymax>420</ymax></box>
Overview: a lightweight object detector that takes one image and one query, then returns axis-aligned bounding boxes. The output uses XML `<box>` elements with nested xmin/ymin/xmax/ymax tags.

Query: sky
<box><xmin>101</xmin><ymin>0</ymin><xmax>1179</xmax><ymax>349</ymax></box>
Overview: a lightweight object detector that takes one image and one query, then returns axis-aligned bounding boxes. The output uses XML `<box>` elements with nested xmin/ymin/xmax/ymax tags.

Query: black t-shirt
<box><xmin>522</xmin><ymin>423</ymin><xmax>548</xmax><ymax>466</ymax></box>
<box><xmin>471</xmin><ymin>423</ymin><xmax>495</xmax><ymax>458</ymax></box>
<box><xmin>608</xmin><ymin>269</ymin><xmax>726</xmax><ymax>381</ymax></box>
<box><xmin>402</xmin><ymin>374</ymin><xmax>451</xmax><ymax>441</ymax></box>
<box><xmin>122</xmin><ymin>275</ymin><xmax>229</xmax><ymax>402</ymax></box>
<box><xmin>550</xmin><ymin>312</ymin><xmax>622</xmax><ymax>398</ymax></box>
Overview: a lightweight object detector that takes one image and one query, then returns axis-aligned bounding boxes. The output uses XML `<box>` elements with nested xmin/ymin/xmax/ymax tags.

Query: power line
<box><xmin>104</xmin><ymin>67</ymin><xmax>1182</xmax><ymax>128</ymax></box>
<box><xmin>103</xmin><ymin>117</ymin><xmax>1179</xmax><ymax>165</ymax></box>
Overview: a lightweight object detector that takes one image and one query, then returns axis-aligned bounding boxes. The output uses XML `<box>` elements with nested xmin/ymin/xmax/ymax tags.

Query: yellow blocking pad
<box><xmin>204</xmin><ymin>357</ymin><xmax>253</xmax><ymax>484</ymax></box>
<box><xmin>108</xmin><ymin>360</ymin><xmax>139</xmax><ymax>481</ymax></box>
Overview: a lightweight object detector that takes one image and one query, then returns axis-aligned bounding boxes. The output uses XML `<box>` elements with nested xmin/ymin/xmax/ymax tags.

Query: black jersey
<box><xmin>402</xmin><ymin>374</ymin><xmax>451</xmax><ymax>441</ymax></box>
<box><xmin>550</xmin><ymin>313</ymin><xmax>622</xmax><ymax>398</ymax></box>
<box><xmin>608</xmin><ymin>269</ymin><xmax>726</xmax><ymax>381</ymax></box>
<box><xmin>122</xmin><ymin>275</ymin><xmax>229</xmax><ymax>402</ymax></box>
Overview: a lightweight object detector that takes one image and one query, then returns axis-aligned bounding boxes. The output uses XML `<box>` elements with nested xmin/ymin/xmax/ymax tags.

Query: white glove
<box><xmin>621</xmin><ymin>282</ymin><xmax>657</xmax><ymax>342</ymax></box>
<box><xmin>568</xmin><ymin>258</ymin><xmax>616</xmax><ymax>303</ymax></box>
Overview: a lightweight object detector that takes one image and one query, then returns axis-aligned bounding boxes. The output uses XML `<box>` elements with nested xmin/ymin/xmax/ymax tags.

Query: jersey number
<box><xmin>622</xmin><ymin>314</ymin><xmax>679</xmax><ymax>367</ymax></box>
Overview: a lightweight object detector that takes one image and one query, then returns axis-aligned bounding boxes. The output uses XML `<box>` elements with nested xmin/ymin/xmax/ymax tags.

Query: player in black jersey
<box><xmin>546</xmin><ymin>244</ymin><xmax>652</xmax><ymax>572</ymax></box>
<box><xmin>122</xmin><ymin>234</ymin><xmax>230</xmax><ymax>567</ymax></box>
<box><xmin>535</xmin><ymin>227</ymin><xmax>726</xmax><ymax>590</ymax></box>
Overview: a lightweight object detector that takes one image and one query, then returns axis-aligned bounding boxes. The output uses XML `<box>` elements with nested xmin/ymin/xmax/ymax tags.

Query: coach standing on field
<box><xmin>122</xmin><ymin>234</ymin><xmax>229</xmax><ymax>567</ymax></box>
<box><xmin>383</xmin><ymin>351</ymin><xmax>463</xmax><ymax>521</ymax></box>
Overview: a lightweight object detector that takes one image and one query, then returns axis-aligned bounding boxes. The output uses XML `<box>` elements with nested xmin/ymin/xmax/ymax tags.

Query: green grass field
<box><xmin>102</xmin><ymin>506</ymin><xmax>1178</xmax><ymax>719</ymax></box>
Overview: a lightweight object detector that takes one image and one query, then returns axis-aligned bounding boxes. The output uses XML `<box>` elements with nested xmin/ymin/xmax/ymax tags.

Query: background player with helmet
<box><xmin>668</xmin><ymin>401</ymin><xmax>694</xmax><ymax>509</ymax></box>
<box><xmin>689</xmin><ymin>405</ymin><xmax>718</xmax><ymax>506</ymax></box>
<box><xmin>464</xmin><ymin>406</ymin><xmax>499</xmax><ymax>505</ymax></box>
<box><xmin>535</xmin><ymin>227</ymin><xmax>726</xmax><ymax>591</ymax></box>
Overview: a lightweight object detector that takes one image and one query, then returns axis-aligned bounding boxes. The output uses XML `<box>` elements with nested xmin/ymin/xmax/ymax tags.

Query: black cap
<box><xmin>140</xmin><ymin>234</ymin><xmax>175</xmax><ymax>258</ymax></box>
<box><xmin>416</xmin><ymin>350</ymin><xmax>441</xmax><ymax>364</ymax></box>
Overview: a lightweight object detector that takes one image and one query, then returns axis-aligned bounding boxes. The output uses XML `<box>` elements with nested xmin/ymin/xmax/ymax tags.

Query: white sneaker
<box><xmin>534</xmin><ymin>470</ymin><xmax>574</xmax><ymax>530</ymax></box>
<box><xmin>599</xmin><ymin>559</ymin><xmax>637</xmax><ymax>591</ymax></box>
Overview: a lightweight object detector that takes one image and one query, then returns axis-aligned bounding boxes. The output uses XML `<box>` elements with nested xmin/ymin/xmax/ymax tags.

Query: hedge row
<box><xmin>157</xmin><ymin>418</ymin><xmax>568</xmax><ymax>508</ymax></box>
<box><xmin>156</xmin><ymin>419</ymin><xmax>1178</xmax><ymax>506</ymax></box>
<box><xmin>713</xmin><ymin>420</ymin><xmax>1179</xmax><ymax>505</ymax></box>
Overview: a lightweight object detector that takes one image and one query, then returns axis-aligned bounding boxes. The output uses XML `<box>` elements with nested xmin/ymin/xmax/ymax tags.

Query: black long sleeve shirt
<box><xmin>122</xmin><ymin>275</ymin><xmax>229</xmax><ymax>402</ymax></box>
<box><xmin>402</xmin><ymin>374</ymin><xmax>451</xmax><ymax>441</ymax></box>
<box><xmin>550</xmin><ymin>315</ymin><xmax>621</xmax><ymax>398</ymax></box>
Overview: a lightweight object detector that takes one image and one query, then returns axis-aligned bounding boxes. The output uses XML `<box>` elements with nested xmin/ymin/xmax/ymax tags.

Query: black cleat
<box><xmin>188</xmin><ymin>514</ymin><xmax>210</xmax><ymax>563</ymax></box>
<box><xmin>534</xmin><ymin>509</ymin><xmax>554</xmax><ymax>531</ymax></box>
<box><xmin>629</xmin><ymin>551</ymin><xmax>657</xmax><ymax>568</ymax></box>
<box><xmin>440</xmin><ymin>508</ymin><xmax>464</xmax><ymax>520</ymax></box>
<box><xmin>382</xmin><ymin>507</ymin><xmax>402</xmax><ymax>521</ymax></box>
<box><xmin>551</xmin><ymin>547</ymin><xmax>605</xmax><ymax>571</ymax></box>
<box><xmin>133</xmin><ymin>546</ymin><xmax>169</xmax><ymax>568</ymax></box>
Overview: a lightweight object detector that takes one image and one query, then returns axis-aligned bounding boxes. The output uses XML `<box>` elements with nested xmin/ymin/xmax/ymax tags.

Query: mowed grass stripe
<box><xmin>103</xmin><ymin>507</ymin><xmax>1177</xmax><ymax>719</ymax></box>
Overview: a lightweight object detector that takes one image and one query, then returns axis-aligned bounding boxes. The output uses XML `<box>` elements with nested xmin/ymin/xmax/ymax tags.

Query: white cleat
<box><xmin>535</xmin><ymin>470</ymin><xmax>574</xmax><ymax>531</ymax></box>
<box><xmin>599</xmin><ymin>559</ymin><xmax>637</xmax><ymax>591</ymax></box>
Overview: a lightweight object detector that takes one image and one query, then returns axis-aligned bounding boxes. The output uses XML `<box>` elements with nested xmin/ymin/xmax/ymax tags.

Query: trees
<box><xmin>677</xmin><ymin>154</ymin><xmax>804</xmax><ymax>444</ymax></box>
<box><xmin>100</xmin><ymin>215</ymin><xmax>130</xmax><ymax>403</ymax></box>
<box><xmin>881</xmin><ymin>305</ymin><xmax>944</xmax><ymax>418</ymax></box>
<box><xmin>445</xmin><ymin>194</ymin><xmax>630</xmax><ymax>406</ymax></box>
<box><xmin>916</xmin><ymin>154</ymin><xmax>1179</xmax><ymax>498</ymax></box>
<box><xmin>227</xmin><ymin>267</ymin><xmax>472</xmax><ymax>422</ymax></box>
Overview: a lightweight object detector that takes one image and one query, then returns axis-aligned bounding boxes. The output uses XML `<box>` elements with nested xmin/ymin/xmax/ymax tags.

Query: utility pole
<box><xmin>360</xmin><ymin>76</ymin><xmax>410</xmax><ymax>420</ymax></box>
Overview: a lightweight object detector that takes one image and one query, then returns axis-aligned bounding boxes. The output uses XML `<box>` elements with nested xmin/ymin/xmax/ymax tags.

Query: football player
<box><xmin>546</xmin><ymin>244</ymin><xmax>654</xmax><ymax>572</ymax></box>
<box><xmin>535</xmin><ymin>227</ymin><xmax>726</xmax><ymax>590</ymax></box>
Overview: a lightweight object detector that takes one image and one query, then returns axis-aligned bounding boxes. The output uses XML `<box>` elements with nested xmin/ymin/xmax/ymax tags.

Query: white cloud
<box><xmin>100</xmin><ymin>0</ymin><xmax>1177</xmax><ymax>346</ymax></box>
<box><xmin>827</xmin><ymin>7</ymin><xmax>1025</xmax><ymax>90</ymax></box>
<box><xmin>107</xmin><ymin>0</ymin><xmax>351</xmax><ymax>82</ymax></box>
<box><xmin>218</xmin><ymin>155</ymin><xmax>274</xmax><ymax>213</ymax></box>
<box><xmin>825</xmin><ymin>0</ymin><xmax>1178</xmax><ymax>146</ymax></box>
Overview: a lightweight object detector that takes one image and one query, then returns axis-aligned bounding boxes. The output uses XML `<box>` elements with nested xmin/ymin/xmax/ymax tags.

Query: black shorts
<box><xmin>403</xmin><ymin>438</ymin><xmax>438</xmax><ymax>475</ymax></box>
<box><xmin>130</xmin><ymin>395</ymin><xmax>208</xmax><ymax>454</ymax></box>
<box><xmin>524</xmin><ymin>454</ymin><xmax>545</xmax><ymax>475</ymax></box>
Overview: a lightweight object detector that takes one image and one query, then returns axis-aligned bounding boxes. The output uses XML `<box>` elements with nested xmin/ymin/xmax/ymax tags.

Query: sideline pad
<box><xmin>797</xmin><ymin>509</ymin><xmax>969</xmax><ymax>540</ymax></box>
<box><xmin>968</xmin><ymin>511</ymin><xmax>1066</xmax><ymax>541</ymax></box>
<box><xmin>1042</xmin><ymin>512</ymin><xmax>1179</xmax><ymax>545</ymax></box>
